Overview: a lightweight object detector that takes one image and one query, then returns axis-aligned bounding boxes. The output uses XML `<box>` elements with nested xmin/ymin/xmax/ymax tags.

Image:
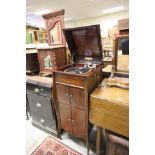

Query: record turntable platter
<box><xmin>64</xmin><ymin>67</ymin><xmax>90</xmax><ymax>74</ymax></box>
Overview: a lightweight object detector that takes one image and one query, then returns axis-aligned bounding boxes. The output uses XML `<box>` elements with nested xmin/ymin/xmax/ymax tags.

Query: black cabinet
<box><xmin>26</xmin><ymin>75</ymin><xmax>57</xmax><ymax>136</ymax></box>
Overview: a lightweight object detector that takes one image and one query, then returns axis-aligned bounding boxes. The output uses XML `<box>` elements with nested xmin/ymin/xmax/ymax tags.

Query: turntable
<box><xmin>64</xmin><ymin>66</ymin><xmax>90</xmax><ymax>74</ymax></box>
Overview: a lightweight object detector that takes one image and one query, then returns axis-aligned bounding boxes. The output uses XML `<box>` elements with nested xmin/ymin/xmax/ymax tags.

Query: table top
<box><xmin>26</xmin><ymin>75</ymin><xmax>53</xmax><ymax>87</ymax></box>
<box><xmin>89</xmin><ymin>78</ymin><xmax>129</xmax><ymax>137</ymax></box>
<box><xmin>91</xmin><ymin>79</ymin><xmax>129</xmax><ymax>105</ymax></box>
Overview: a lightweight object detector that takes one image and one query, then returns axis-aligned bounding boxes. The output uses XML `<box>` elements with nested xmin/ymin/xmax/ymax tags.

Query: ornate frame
<box><xmin>42</xmin><ymin>9</ymin><xmax>66</xmax><ymax>46</ymax></box>
<box><xmin>113</xmin><ymin>34</ymin><xmax>129</xmax><ymax>73</ymax></box>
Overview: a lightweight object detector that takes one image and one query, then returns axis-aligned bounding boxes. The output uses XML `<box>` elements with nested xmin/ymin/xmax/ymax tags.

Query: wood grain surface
<box><xmin>89</xmin><ymin>80</ymin><xmax>129</xmax><ymax>137</ymax></box>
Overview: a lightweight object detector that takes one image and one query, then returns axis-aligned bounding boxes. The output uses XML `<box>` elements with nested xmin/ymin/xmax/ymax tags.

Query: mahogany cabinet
<box><xmin>55</xmin><ymin>83</ymin><xmax>86</xmax><ymax>139</ymax></box>
<box><xmin>37</xmin><ymin>46</ymin><xmax>67</xmax><ymax>75</ymax></box>
<box><xmin>52</xmin><ymin>25</ymin><xmax>104</xmax><ymax>154</ymax></box>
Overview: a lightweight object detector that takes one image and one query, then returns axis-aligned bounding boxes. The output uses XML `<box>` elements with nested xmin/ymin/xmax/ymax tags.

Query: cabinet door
<box><xmin>71</xmin><ymin>106</ymin><xmax>86</xmax><ymax>139</ymax></box>
<box><xmin>59</xmin><ymin>103</ymin><xmax>72</xmax><ymax>134</ymax></box>
<box><xmin>55</xmin><ymin>84</ymin><xmax>70</xmax><ymax>104</ymax></box>
<box><xmin>69</xmin><ymin>87</ymin><xmax>84</xmax><ymax>107</ymax></box>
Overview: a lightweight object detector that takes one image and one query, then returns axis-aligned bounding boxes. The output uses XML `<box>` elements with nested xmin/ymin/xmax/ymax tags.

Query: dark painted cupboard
<box><xmin>26</xmin><ymin>75</ymin><xmax>57</xmax><ymax>136</ymax></box>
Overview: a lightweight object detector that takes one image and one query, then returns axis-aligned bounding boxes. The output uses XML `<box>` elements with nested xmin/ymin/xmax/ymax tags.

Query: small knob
<box><xmin>68</xmin><ymin>118</ymin><xmax>71</xmax><ymax>121</ymax></box>
<box><xmin>40</xmin><ymin>119</ymin><xmax>45</xmax><ymax>124</ymax></box>
<box><xmin>40</xmin><ymin>88</ymin><xmax>43</xmax><ymax>91</ymax></box>
<box><xmin>72</xmin><ymin>120</ymin><xmax>74</xmax><ymax>122</ymax></box>
<box><xmin>69</xmin><ymin>94</ymin><xmax>72</xmax><ymax>98</ymax></box>
<box><xmin>65</xmin><ymin>93</ymin><xmax>69</xmax><ymax>96</ymax></box>
<box><xmin>36</xmin><ymin>103</ymin><xmax>42</xmax><ymax>108</ymax></box>
<box><xmin>34</xmin><ymin>88</ymin><xmax>40</xmax><ymax>93</ymax></box>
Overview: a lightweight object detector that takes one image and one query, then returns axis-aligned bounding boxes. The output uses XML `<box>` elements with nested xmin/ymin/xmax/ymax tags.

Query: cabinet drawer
<box><xmin>31</xmin><ymin>112</ymin><xmax>56</xmax><ymax>130</ymax></box>
<box><xmin>26</xmin><ymin>82</ymin><xmax>52</xmax><ymax>98</ymax></box>
<box><xmin>55</xmin><ymin>73</ymin><xmax>84</xmax><ymax>87</ymax></box>
<box><xmin>27</xmin><ymin>92</ymin><xmax>54</xmax><ymax>119</ymax></box>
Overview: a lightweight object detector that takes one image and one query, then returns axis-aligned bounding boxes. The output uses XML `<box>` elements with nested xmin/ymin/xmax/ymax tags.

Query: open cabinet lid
<box><xmin>63</xmin><ymin>24</ymin><xmax>103</xmax><ymax>64</ymax></box>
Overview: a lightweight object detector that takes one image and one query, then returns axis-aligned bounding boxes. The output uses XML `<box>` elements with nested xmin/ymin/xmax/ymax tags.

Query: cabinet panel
<box><xmin>69</xmin><ymin>87</ymin><xmax>84</xmax><ymax>107</ymax></box>
<box><xmin>55</xmin><ymin>74</ymin><xmax>84</xmax><ymax>87</ymax></box>
<box><xmin>55</xmin><ymin>84</ymin><xmax>70</xmax><ymax>104</ymax></box>
<box><xmin>27</xmin><ymin>82</ymin><xmax>51</xmax><ymax>98</ymax></box>
<box><xmin>27</xmin><ymin>92</ymin><xmax>54</xmax><ymax>119</ymax></box>
<box><xmin>71</xmin><ymin>106</ymin><xmax>86</xmax><ymax>139</ymax></box>
<box><xmin>59</xmin><ymin>103</ymin><xmax>72</xmax><ymax>134</ymax></box>
<box><xmin>31</xmin><ymin>112</ymin><xmax>56</xmax><ymax>130</ymax></box>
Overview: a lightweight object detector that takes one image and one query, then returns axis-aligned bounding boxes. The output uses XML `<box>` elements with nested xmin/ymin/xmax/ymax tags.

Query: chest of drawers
<box><xmin>26</xmin><ymin>75</ymin><xmax>57</xmax><ymax>136</ymax></box>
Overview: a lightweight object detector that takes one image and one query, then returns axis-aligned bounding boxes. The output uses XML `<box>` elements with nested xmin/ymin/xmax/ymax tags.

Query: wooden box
<box><xmin>89</xmin><ymin>79</ymin><xmax>129</xmax><ymax>137</ymax></box>
<box><xmin>26</xmin><ymin>48</ymin><xmax>39</xmax><ymax>74</ymax></box>
<box><xmin>37</xmin><ymin>46</ymin><xmax>67</xmax><ymax>75</ymax></box>
<box><xmin>52</xmin><ymin>25</ymin><xmax>104</xmax><ymax>150</ymax></box>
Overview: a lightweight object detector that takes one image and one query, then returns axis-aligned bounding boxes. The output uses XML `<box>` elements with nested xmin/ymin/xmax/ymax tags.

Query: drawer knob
<box><xmin>69</xmin><ymin>94</ymin><xmax>72</xmax><ymax>98</ymax></box>
<box><xmin>36</xmin><ymin>103</ymin><xmax>42</xmax><ymax>108</ymax></box>
<box><xmin>40</xmin><ymin>88</ymin><xmax>44</xmax><ymax>91</ymax></box>
<box><xmin>65</xmin><ymin>93</ymin><xmax>69</xmax><ymax>96</ymax></box>
<box><xmin>40</xmin><ymin>119</ymin><xmax>45</xmax><ymax>124</ymax></box>
<box><xmin>34</xmin><ymin>88</ymin><xmax>40</xmax><ymax>93</ymax></box>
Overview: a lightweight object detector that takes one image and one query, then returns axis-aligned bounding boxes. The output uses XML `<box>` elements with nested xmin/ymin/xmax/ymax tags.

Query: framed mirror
<box><xmin>42</xmin><ymin>9</ymin><xmax>65</xmax><ymax>46</ymax></box>
<box><xmin>49</xmin><ymin>21</ymin><xmax>62</xmax><ymax>45</ymax></box>
<box><xmin>114</xmin><ymin>34</ymin><xmax>129</xmax><ymax>73</ymax></box>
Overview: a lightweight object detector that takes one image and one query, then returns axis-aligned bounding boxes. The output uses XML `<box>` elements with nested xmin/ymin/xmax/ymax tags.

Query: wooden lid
<box><xmin>63</xmin><ymin>24</ymin><xmax>103</xmax><ymax>64</ymax></box>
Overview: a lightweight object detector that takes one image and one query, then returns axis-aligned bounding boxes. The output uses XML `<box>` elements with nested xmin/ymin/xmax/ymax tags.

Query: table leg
<box><xmin>96</xmin><ymin>126</ymin><xmax>102</xmax><ymax>155</ymax></box>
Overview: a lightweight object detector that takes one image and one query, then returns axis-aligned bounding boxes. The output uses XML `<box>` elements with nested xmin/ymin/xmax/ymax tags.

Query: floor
<box><xmin>26</xmin><ymin>115</ymin><xmax>106</xmax><ymax>155</ymax></box>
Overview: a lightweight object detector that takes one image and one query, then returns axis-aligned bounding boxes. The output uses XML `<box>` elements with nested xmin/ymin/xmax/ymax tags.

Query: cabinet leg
<box><xmin>86</xmin><ymin>138</ymin><xmax>89</xmax><ymax>155</ymax></box>
<box><xmin>96</xmin><ymin>126</ymin><xmax>102</xmax><ymax>155</ymax></box>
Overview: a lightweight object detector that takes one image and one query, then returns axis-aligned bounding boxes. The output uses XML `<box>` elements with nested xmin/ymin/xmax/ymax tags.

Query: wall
<box><xmin>26</xmin><ymin>10</ymin><xmax>129</xmax><ymax>38</ymax></box>
<box><xmin>65</xmin><ymin>11</ymin><xmax>129</xmax><ymax>37</ymax></box>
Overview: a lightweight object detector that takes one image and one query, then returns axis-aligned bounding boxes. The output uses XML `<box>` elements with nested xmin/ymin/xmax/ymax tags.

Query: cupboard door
<box><xmin>55</xmin><ymin>84</ymin><xmax>70</xmax><ymax>104</ymax></box>
<box><xmin>71</xmin><ymin>107</ymin><xmax>86</xmax><ymax>139</ymax></box>
<box><xmin>69</xmin><ymin>87</ymin><xmax>84</xmax><ymax>107</ymax></box>
<box><xmin>59</xmin><ymin>103</ymin><xmax>72</xmax><ymax>134</ymax></box>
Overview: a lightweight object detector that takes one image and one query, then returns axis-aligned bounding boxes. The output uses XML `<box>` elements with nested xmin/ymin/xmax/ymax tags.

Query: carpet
<box><xmin>30</xmin><ymin>135</ymin><xmax>83</xmax><ymax>155</ymax></box>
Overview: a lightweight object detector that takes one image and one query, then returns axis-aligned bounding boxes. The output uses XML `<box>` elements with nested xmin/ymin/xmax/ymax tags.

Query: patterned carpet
<box><xmin>30</xmin><ymin>135</ymin><xmax>83</xmax><ymax>155</ymax></box>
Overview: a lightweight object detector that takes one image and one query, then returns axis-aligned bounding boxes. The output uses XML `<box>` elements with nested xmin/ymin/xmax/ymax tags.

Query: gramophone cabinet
<box><xmin>52</xmin><ymin>24</ymin><xmax>104</xmax><ymax>152</ymax></box>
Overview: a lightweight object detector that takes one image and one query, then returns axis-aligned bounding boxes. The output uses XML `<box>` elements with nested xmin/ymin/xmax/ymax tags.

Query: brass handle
<box><xmin>34</xmin><ymin>88</ymin><xmax>40</xmax><ymax>93</ymax></box>
<box><xmin>40</xmin><ymin>119</ymin><xmax>45</xmax><ymax>124</ymax></box>
<box><xmin>65</xmin><ymin>93</ymin><xmax>69</xmax><ymax>96</ymax></box>
<box><xmin>36</xmin><ymin>103</ymin><xmax>42</xmax><ymax>108</ymax></box>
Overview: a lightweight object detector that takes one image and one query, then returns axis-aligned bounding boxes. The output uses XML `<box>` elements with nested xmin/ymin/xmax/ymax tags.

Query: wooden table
<box><xmin>89</xmin><ymin>79</ymin><xmax>129</xmax><ymax>155</ymax></box>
